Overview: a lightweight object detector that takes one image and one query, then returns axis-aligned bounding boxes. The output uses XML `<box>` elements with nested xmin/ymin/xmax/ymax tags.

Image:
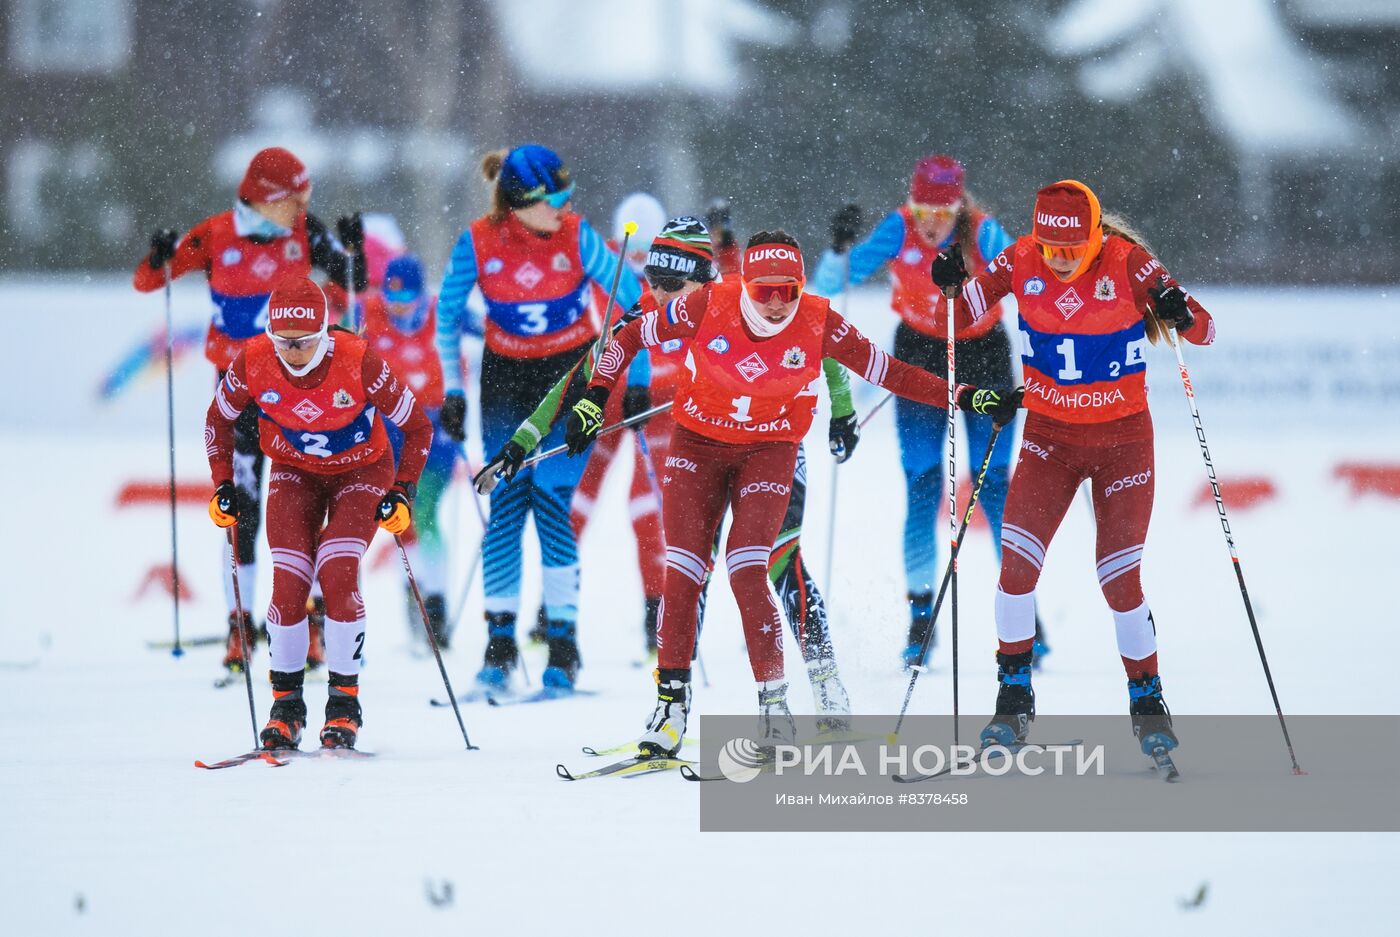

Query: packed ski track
<box><xmin>1</xmin><ymin>278</ymin><xmax>1396</xmax><ymax>934</ymax></box>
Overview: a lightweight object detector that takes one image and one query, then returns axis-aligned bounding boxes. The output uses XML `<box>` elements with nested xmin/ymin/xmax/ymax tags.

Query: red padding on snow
<box><xmin>131</xmin><ymin>563</ymin><xmax>194</xmax><ymax>602</ymax></box>
<box><xmin>1334</xmin><ymin>463</ymin><xmax>1400</xmax><ymax>500</ymax></box>
<box><xmin>116</xmin><ymin>481</ymin><xmax>209</xmax><ymax>507</ymax></box>
<box><xmin>1192</xmin><ymin>477</ymin><xmax>1278</xmax><ymax>511</ymax></box>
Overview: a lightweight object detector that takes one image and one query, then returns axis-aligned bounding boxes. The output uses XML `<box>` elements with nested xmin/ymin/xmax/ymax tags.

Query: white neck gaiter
<box><xmin>233</xmin><ymin>200</ymin><xmax>293</xmax><ymax>239</ymax></box>
<box><xmin>739</xmin><ymin>289</ymin><xmax>799</xmax><ymax>338</ymax></box>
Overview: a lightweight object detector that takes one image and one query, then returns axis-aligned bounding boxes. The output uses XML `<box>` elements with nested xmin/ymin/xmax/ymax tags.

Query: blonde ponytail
<box><xmin>1101</xmin><ymin>211</ymin><xmax>1166</xmax><ymax>345</ymax></box>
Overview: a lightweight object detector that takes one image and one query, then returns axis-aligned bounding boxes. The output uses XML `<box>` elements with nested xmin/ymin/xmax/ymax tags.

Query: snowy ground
<box><xmin>1</xmin><ymin>277</ymin><xmax>1396</xmax><ymax>934</ymax></box>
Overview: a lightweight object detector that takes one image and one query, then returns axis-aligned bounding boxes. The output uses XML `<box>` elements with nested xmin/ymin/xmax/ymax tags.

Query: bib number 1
<box><xmin>729</xmin><ymin>396</ymin><xmax>753</xmax><ymax>423</ymax></box>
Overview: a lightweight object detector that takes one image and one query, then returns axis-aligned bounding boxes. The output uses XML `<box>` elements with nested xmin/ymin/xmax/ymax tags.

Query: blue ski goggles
<box><xmin>540</xmin><ymin>183</ymin><xmax>575</xmax><ymax>209</ymax></box>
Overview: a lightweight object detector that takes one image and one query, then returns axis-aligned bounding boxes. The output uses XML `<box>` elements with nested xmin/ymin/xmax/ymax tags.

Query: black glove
<box><xmin>622</xmin><ymin>385</ymin><xmax>652</xmax><ymax>423</ymax></box>
<box><xmin>208</xmin><ymin>480</ymin><xmax>240</xmax><ymax>528</ymax></box>
<box><xmin>336</xmin><ymin>213</ymin><xmax>365</xmax><ymax>250</ymax></box>
<box><xmin>956</xmin><ymin>384</ymin><xmax>1024</xmax><ymax>427</ymax></box>
<box><xmin>440</xmin><ymin>392</ymin><xmax>466</xmax><ymax>442</ymax></box>
<box><xmin>474</xmin><ymin>442</ymin><xmax>526</xmax><ymax>495</ymax></box>
<box><xmin>1147</xmin><ymin>279</ymin><xmax>1194</xmax><ymax>333</ymax></box>
<box><xmin>929</xmin><ymin>244</ymin><xmax>969</xmax><ymax>297</ymax></box>
<box><xmin>565</xmin><ymin>387</ymin><xmax>608</xmax><ymax>456</ymax></box>
<box><xmin>828</xmin><ymin>412</ymin><xmax>860</xmax><ymax>463</ymax></box>
<box><xmin>705</xmin><ymin>199</ymin><xmax>735</xmax><ymax>249</ymax></box>
<box><xmin>376</xmin><ymin>481</ymin><xmax>415</xmax><ymax>535</ymax></box>
<box><xmin>149</xmin><ymin>228</ymin><xmax>179</xmax><ymax>269</ymax></box>
<box><xmin>831</xmin><ymin>204</ymin><xmax>863</xmax><ymax>254</ymax></box>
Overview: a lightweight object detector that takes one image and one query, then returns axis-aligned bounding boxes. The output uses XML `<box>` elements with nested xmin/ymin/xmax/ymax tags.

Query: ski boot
<box><xmin>542</xmin><ymin>620</ymin><xmax>581</xmax><ymax>689</ymax></box>
<box><xmin>475</xmin><ymin>612</ymin><xmax>519</xmax><ymax>690</ymax></box>
<box><xmin>642</xmin><ymin>595</ymin><xmax>661</xmax><ymax>656</ymax></box>
<box><xmin>980</xmin><ymin>651</ymin><xmax>1035</xmax><ymax>749</ymax></box>
<box><xmin>1031</xmin><ymin>613</ymin><xmax>1051</xmax><ymax>671</ymax></box>
<box><xmin>222</xmin><ymin>610</ymin><xmax>258</xmax><ymax>671</ymax></box>
<box><xmin>260</xmin><ymin>670</ymin><xmax>307</xmax><ymax>750</ymax></box>
<box><xmin>901</xmin><ymin>591</ymin><xmax>935</xmax><ymax>670</ymax></box>
<box><xmin>423</xmin><ymin>593</ymin><xmax>449</xmax><ymax>649</ymax></box>
<box><xmin>320</xmin><ymin>673</ymin><xmax>362</xmax><ymax>749</ymax></box>
<box><xmin>758</xmin><ymin>681</ymin><xmax>797</xmax><ymax>749</ymax></box>
<box><xmin>527</xmin><ymin>607</ymin><xmax>548</xmax><ymax>646</ymax></box>
<box><xmin>638</xmin><ymin>667</ymin><xmax>691</xmax><ymax>757</ymax></box>
<box><xmin>1128</xmin><ymin>674</ymin><xmax>1178</xmax><ymax>755</ymax></box>
<box><xmin>807</xmin><ymin>656</ymin><xmax>852</xmax><ymax>735</ymax></box>
<box><xmin>306</xmin><ymin>596</ymin><xmax>326</xmax><ymax>671</ymax></box>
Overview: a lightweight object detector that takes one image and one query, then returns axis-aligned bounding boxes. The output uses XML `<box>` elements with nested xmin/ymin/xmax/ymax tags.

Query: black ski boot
<box><xmin>475</xmin><ymin>612</ymin><xmax>519</xmax><ymax>690</ymax></box>
<box><xmin>527</xmin><ymin>607</ymin><xmax>548</xmax><ymax>645</ymax></box>
<box><xmin>423</xmin><ymin>593</ymin><xmax>449</xmax><ymax>649</ymax></box>
<box><xmin>320</xmin><ymin>673</ymin><xmax>362</xmax><ymax>749</ymax></box>
<box><xmin>1128</xmin><ymin>674</ymin><xmax>1178</xmax><ymax>754</ymax></box>
<box><xmin>543</xmin><ymin>620</ymin><xmax>581</xmax><ymax>689</ymax></box>
<box><xmin>901</xmin><ymin>591</ymin><xmax>935</xmax><ymax>670</ymax></box>
<box><xmin>260</xmin><ymin>670</ymin><xmax>307</xmax><ymax>750</ymax></box>
<box><xmin>980</xmin><ymin>651</ymin><xmax>1035</xmax><ymax>748</ymax></box>
<box><xmin>642</xmin><ymin>595</ymin><xmax>661</xmax><ymax>654</ymax></box>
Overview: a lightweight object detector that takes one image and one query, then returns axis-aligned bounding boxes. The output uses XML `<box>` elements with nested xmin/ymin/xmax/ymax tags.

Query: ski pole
<box><xmin>944</xmin><ymin>282</ymin><xmax>960</xmax><ymax>747</ymax></box>
<box><xmin>521</xmin><ymin>402</ymin><xmax>673</xmax><ymax>469</ymax></box>
<box><xmin>162</xmin><ymin>263</ymin><xmax>184</xmax><ymax>658</ymax></box>
<box><xmin>859</xmin><ymin>391</ymin><xmax>894</xmax><ymax>430</ymax></box>
<box><xmin>593</xmin><ymin>222</ymin><xmax>637</xmax><ymax>359</ymax></box>
<box><xmin>894</xmin><ymin>424</ymin><xmax>1002</xmax><ymax>737</ymax></box>
<box><xmin>396</xmin><ymin>533</ymin><xmax>478</xmax><ymax>750</ymax></box>
<box><xmin>1166</xmin><ymin>326</ymin><xmax>1302</xmax><ymax>774</ymax></box>
<box><xmin>823</xmin><ymin>268</ymin><xmax>853</xmax><ymax>604</ymax></box>
<box><xmin>227</xmin><ymin>526</ymin><xmax>259</xmax><ymax>749</ymax></box>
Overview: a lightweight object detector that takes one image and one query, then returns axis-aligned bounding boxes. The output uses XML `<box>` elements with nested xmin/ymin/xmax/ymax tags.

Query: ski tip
<box><xmin>678</xmin><ymin>764</ymin><xmax>702</xmax><ymax>781</ymax></box>
<box><xmin>486</xmin><ymin>695</ymin><xmax>503</xmax><ymax>708</ymax></box>
<box><xmin>555</xmin><ymin>763</ymin><xmax>575</xmax><ymax>781</ymax></box>
<box><xmin>581</xmin><ymin>746</ymin><xmax>600</xmax><ymax>756</ymax></box>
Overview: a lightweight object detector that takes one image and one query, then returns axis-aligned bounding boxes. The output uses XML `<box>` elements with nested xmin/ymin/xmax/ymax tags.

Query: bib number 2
<box><xmin>300</xmin><ymin>433</ymin><xmax>332</xmax><ymax>457</ymax></box>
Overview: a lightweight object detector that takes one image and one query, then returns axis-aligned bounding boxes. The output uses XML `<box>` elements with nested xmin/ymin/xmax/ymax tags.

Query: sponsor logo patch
<box><xmin>735</xmin><ymin>352</ymin><xmax>769</xmax><ymax>382</ymax></box>
<box><xmin>661</xmin><ymin>338</ymin><xmax>683</xmax><ymax>353</ymax></box>
<box><xmin>221</xmin><ymin>248</ymin><xmax>242</xmax><ymax>266</ymax></box>
<box><xmin>291</xmin><ymin>399</ymin><xmax>324</xmax><ymax>423</ymax></box>
<box><xmin>707</xmin><ymin>336</ymin><xmax>731</xmax><ymax>355</ymax></box>
<box><xmin>738</xmin><ymin>480</ymin><xmax>791</xmax><ymax>498</ymax></box>
<box><xmin>665</xmin><ymin>456</ymin><xmax>698</xmax><ymax>473</ymax></box>
<box><xmin>901</xmin><ymin>247</ymin><xmax>923</xmax><ymax>266</ymax></box>
<box><xmin>551</xmin><ymin>252</ymin><xmax>571</xmax><ymax>273</ymax></box>
<box><xmin>485</xmin><ymin>258</ymin><xmax>504</xmax><ymax>274</ymax></box>
<box><xmin>781</xmin><ymin>346</ymin><xmax>806</xmax><ymax>369</ymax></box>
<box><xmin>1023</xmin><ymin>276</ymin><xmax>1045</xmax><ymax>296</ymax></box>
<box><xmin>513</xmin><ymin>261</ymin><xmax>544</xmax><ymax>289</ymax></box>
<box><xmin>259</xmin><ymin>390</ymin><xmax>281</xmax><ymax>405</ymax></box>
<box><xmin>284</xmin><ymin>240</ymin><xmax>303</xmax><ymax>261</ymax></box>
<box><xmin>1104</xmin><ymin>469</ymin><xmax>1152</xmax><ymax>498</ymax></box>
<box><xmin>1094</xmin><ymin>276</ymin><xmax>1117</xmax><ymax>301</ymax></box>
<box><xmin>1054</xmin><ymin>287</ymin><xmax>1084</xmax><ymax>319</ymax></box>
<box><xmin>251</xmin><ymin>254</ymin><xmax>279</xmax><ymax>281</ymax></box>
<box><xmin>332</xmin><ymin>388</ymin><xmax>355</xmax><ymax>409</ymax></box>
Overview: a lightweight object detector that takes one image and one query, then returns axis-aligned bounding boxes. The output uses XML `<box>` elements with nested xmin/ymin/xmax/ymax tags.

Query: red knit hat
<box><xmin>910</xmin><ymin>155</ymin><xmax>965</xmax><ymax>206</ymax></box>
<box><xmin>742</xmin><ymin>241</ymin><xmax>805</xmax><ymax>281</ymax></box>
<box><xmin>267</xmin><ymin>276</ymin><xmax>328</xmax><ymax>334</ymax></box>
<box><xmin>1033</xmin><ymin>180</ymin><xmax>1101</xmax><ymax>246</ymax></box>
<box><xmin>238</xmin><ymin>147</ymin><xmax>311</xmax><ymax>203</ymax></box>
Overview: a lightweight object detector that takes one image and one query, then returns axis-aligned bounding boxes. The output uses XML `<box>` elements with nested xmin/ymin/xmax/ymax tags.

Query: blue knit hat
<box><xmin>382</xmin><ymin>254</ymin><xmax>425</xmax><ymax>303</ymax></box>
<box><xmin>499</xmin><ymin>144</ymin><xmax>573</xmax><ymax>209</ymax></box>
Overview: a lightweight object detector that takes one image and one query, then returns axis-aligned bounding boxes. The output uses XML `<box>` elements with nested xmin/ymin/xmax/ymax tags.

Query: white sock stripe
<box><xmin>726</xmin><ymin>558</ymin><xmax>770</xmax><ymax>576</ymax></box>
<box><xmin>1001</xmin><ymin>539</ymin><xmax>1044</xmax><ymax>571</ymax></box>
<box><xmin>1096</xmin><ymin>550</ymin><xmax>1144</xmax><ymax>581</ymax></box>
<box><xmin>665</xmin><ymin>558</ymin><xmax>705</xmax><ymax>585</ymax></box>
<box><xmin>667</xmin><ymin>545</ymin><xmax>708</xmax><ymax>567</ymax></box>
<box><xmin>1099</xmin><ymin>560</ymin><xmax>1142</xmax><ymax>587</ymax></box>
<box><xmin>1097</xmin><ymin>543</ymin><xmax>1145</xmax><ymax>569</ymax></box>
<box><xmin>1000</xmin><ymin>528</ymin><xmax>1046</xmax><ymax>567</ymax></box>
<box><xmin>725</xmin><ymin>546</ymin><xmax>771</xmax><ymax>565</ymax></box>
<box><xmin>272</xmin><ymin>562</ymin><xmax>313</xmax><ymax>585</ymax></box>
<box><xmin>665</xmin><ymin>548</ymin><xmax>708</xmax><ymax>582</ymax></box>
<box><xmin>628</xmin><ymin>494</ymin><xmax>660</xmax><ymax>519</ymax></box>
<box><xmin>1002</xmin><ymin>522</ymin><xmax>1047</xmax><ymax>554</ymax></box>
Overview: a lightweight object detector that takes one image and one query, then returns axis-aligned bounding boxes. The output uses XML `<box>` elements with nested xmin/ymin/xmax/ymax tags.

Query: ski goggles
<box><xmin>1038</xmin><ymin>240</ymin><xmax>1091</xmax><ymax>263</ymax></box>
<box><xmin>539</xmin><ymin>183</ymin><xmax>575</xmax><ymax>209</ymax></box>
<box><xmin>646</xmin><ymin>272</ymin><xmax>688</xmax><ymax>293</ymax></box>
<box><xmin>743</xmin><ymin>279</ymin><xmax>803</xmax><ymax>305</ymax></box>
<box><xmin>909</xmin><ymin>200</ymin><xmax>961</xmax><ymax>222</ymax></box>
<box><xmin>268</xmin><ymin>326</ymin><xmax>327</xmax><ymax>351</ymax></box>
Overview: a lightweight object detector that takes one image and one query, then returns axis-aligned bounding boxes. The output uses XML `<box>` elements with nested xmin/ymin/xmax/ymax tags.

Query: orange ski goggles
<box><xmin>743</xmin><ymin>279</ymin><xmax>803</xmax><ymax>304</ymax></box>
